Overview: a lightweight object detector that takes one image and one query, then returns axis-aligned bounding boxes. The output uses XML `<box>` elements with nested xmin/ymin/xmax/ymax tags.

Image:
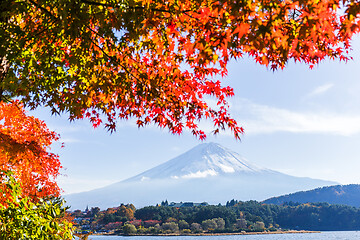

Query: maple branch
<box><xmin>80</xmin><ymin>0</ymin><xmax>192</xmax><ymax>14</ymax></box>
<box><xmin>28</xmin><ymin>0</ymin><xmax>59</xmax><ymax>21</ymax></box>
<box><xmin>0</xmin><ymin>132</ymin><xmax>43</xmax><ymax>158</ymax></box>
<box><xmin>0</xmin><ymin>56</ymin><xmax>10</xmax><ymax>102</ymax></box>
<box><xmin>82</xmin><ymin>24</ymin><xmax>143</xmax><ymax>84</ymax></box>
<box><xmin>88</xmin><ymin>36</ymin><xmax>140</xmax><ymax>83</ymax></box>
<box><xmin>80</xmin><ymin>0</ymin><xmax>110</xmax><ymax>7</ymax></box>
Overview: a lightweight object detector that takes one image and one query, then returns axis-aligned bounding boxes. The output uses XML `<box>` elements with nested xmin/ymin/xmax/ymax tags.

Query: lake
<box><xmin>86</xmin><ymin>231</ymin><xmax>360</xmax><ymax>240</ymax></box>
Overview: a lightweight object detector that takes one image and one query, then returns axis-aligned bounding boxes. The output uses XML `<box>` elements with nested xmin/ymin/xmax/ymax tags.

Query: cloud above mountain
<box><xmin>306</xmin><ymin>83</ymin><xmax>334</xmax><ymax>98</ymax></box>
<box><xmin>230</xmin><ymin>99</ymin><xmax>360</xmax><ymax>136</ymax></box>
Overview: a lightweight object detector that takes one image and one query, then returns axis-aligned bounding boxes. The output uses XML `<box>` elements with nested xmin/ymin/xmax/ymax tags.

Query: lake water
<box><xmin>86</xmin><ymin>231</ymin><xmax>360</xmax><ymax>240</ymax></box>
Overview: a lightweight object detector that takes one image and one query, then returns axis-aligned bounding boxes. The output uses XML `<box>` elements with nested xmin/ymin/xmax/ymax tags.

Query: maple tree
<box><xmin>1</xmin><ymin>0</ymin><xmax>358</xmax><ymax>140</ymax></box>
<box><xmin>0</xmin><ymin>101</ymin><xmax>61</xmax><ymax>201</ymax></box>
<box><xmin>0</xmin><ymin>102</ymin><xmax>71</xmax><ymax>237</ymax></box>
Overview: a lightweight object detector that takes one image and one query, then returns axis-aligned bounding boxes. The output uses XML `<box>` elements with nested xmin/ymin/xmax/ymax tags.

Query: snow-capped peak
<box><xmin>123</xmin><ymin>142</ymin><xmax>267</xmax><ymax>182</ymax></box>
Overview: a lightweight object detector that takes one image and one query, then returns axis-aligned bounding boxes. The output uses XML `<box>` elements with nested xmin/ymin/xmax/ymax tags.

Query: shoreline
<box><xmin>180</xmin><ymin>230</ymin><xmax>320</xmax><ymax>236</ymax></box>
<box><xmin>94</xmin><ymin>230</ymin><xmax>320</xmax><ymax>237</ymax></box>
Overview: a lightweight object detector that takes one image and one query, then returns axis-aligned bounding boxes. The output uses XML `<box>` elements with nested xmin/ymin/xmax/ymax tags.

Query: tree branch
<box><xmin>80</xmin><ymin>0</ymin><xmax>192</xmax><ymax>14</ymax></box>
<box><xmin>0</xmin><ymin>56</ymin><xmax>10</xmax><ymax>102</ymax></box>
<box><xmin>28</xmin><ymin>0</ymin><xmax>59</xmax><ymax>21</ymax></box>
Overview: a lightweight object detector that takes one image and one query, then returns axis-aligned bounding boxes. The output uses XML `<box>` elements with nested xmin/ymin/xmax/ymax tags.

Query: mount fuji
<box><xmin>64</xmin><ymin>143</ymin><xmax>336</xmax><ymax>210</ymax></box>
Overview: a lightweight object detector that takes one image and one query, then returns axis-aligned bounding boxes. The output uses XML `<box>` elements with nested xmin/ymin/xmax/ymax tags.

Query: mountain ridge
<box><xmin>64</xmin><ymin>143</ymin><xmax>337</xmax><ymax>210</ymax></box>
<box><xmin>263</xmin><ymin>184</ymin><xmax>360</xmax><ymax>207</ymax></box>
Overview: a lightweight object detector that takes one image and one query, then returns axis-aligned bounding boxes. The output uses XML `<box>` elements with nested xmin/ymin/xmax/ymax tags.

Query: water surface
<box><xmin>86</xmin><ymin>231</ymin><xmax>360</xmax><ymax>240</ymax></box>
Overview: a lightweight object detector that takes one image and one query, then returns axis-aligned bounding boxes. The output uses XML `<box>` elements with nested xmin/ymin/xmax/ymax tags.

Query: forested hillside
<box><xmin>72</xmin><ymin>200</ymin><xmax>360</xmax><ymax>234</ymax></box>
<box><xmin>264</xmin><ymin>184</ymin><xmax>360</xmax><ymax>207</ymax></box>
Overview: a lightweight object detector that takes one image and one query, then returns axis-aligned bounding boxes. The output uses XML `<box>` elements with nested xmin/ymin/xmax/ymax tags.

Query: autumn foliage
<box><xmin>1</xmin><ymin>0</ymin><xmax>359</xmax><ymax>139</ymax></box>
<box><xmin>0</xmin><ymin>101</ymin><xmax>61</xmax><ymax>202</ymax></box>
<box><xmin>0</xmin><ymin>0</ymin><xmax>359</xmax><ymax>201</ymax></box>
<box><xmin>0</xmin><ymin>171</ymin><xmax>73</xmax><ymax>239</ymax></box>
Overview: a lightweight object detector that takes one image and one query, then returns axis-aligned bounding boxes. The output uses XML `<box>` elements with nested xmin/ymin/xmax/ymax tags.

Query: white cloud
<box><xmin>218</xmin><ymin>164</ymin><xmax>235</xmax><ymax>173</ymax></box>
<box><xmin>140</xmin><ymin>176</ymin><xmax>150</xmax><ymax>181</ymax></box>
<box><xmin>306</xmin><ymin>83</ymin><xmax>334</xmax><ymax>98</ymax></box>
<box><xmin>157</xmin><ymin>98</ymin><xmax>360</xmax><ymax>138</ymax></box>
<box><xmin>232</xmin><ymin>99</ymin><xmax>360</xmax><ymax>136</ymax></box>
<box><xmin>179</xmin><ymin>169</ymin><xmax>218</xmax><ymax>179</ymax></box>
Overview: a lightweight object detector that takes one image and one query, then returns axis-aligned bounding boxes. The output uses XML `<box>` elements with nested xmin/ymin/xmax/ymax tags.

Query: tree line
<box><xmin>72</xmin><ymin>200</ymin><xmax>360</xmax><ymax>235</ymax></box>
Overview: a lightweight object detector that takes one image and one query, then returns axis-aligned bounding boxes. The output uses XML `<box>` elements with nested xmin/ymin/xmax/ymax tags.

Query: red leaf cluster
<box><xmin>3</xmin><ymin>0</ymin><xmax>360</xmax><ymax>139</ymax></box>
<box><xmin>0</xmin><ymin>101</ymin><xmax>61</xmax><ymax>202</ymax></box>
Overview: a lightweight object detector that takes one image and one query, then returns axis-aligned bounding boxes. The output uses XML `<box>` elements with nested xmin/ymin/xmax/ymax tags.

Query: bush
<box><xmin>254</xmin><ymin>221</ymin><xmax>265</xmax><ymax>232</ymax></box>
<box><xmin>123</xmin><ymin>223</ymin><xmax>137</xmax><ymax>235</ymax></box>
<box><xmin>202</xmin><ymin>219</ymin><xmax>217</xmax><ymax>231</ymax></box>
<box><xmin>178</xmin><ymin>220</ymin><xmax>189</xmax><ymax>229</ymax></box>
<box><xmin>137</xmin><ymin>226</ymin><xmax>147</xmax><ymax>234</ymax></box>
<box><xmin>234</xmin><ymin>218</ymin><xmax>247</xmax><ymax>230</ymax></box>
<box><xmin>268</xmin><ymin>227</ymin><xmax>278</xmax><ymax>232</ymax></box>
<box><xmin>161</xmin><ymin>222</ymin><xmax>179</xmax><ymax>233</ymax></box>
<box><xmin>181</xmin><ymin>229</ymin><xmax>192</xmax><ymax>234</ymax></box>
<box><xmin>0</xmin><ymin>171</ymin><xmax>74</xmax><ymax>239</ymax></box>
<box><xmin>214</xmin><ymin>218</ymin><xmax>225</xmax><ymax>230</ymax></box>
<box><xmin>147</xmin><ymin>226</ymin><xmax>158</xmax><ymax>234</ymax></box>
<box><xmin>190</xmin><ymin>223</ymin><xmax>203</xmax><ymax>233</ymax></box>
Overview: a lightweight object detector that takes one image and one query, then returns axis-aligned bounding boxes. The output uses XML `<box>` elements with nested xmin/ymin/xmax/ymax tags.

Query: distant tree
<box><xmin>181</xmin><ymin>228</ymin><xmax>192</xmax><ymax>234</ymax></box>
<box><xmin>194</xmin><ymin>205</ymin><xmax>236</xmax><ymax>227</ymax></box>
<box><xmin>118</xmin><ymin>205</ymin><xmax>134</xmax><ymax>220</ymax></box>
<box><xmin>90</xmin><ymin>207</ymin><xmax>100</xmax><ymax>217</ymax></box>
<box><xmin>166</xmin><ymin>217</ymin><xmax>178</xmax><ymax>223</ymax></box>
<box><xmin>178</xmin><ymin>220</ymin><xmax>189</xmax><ymax>230</ymax></box>
<box><xmin>234</xmin><ymin>218</ymin><xmax>247</xmax><ymax>230</ymax></box>
<box><xmin>127</xmin><ymin>204</ymin><xmax>136</xmax><ymax>212</ymax></box>
<box><xmin>104</xmin><ymin>221</ymin><xmax>122</xmax><ymax>230</ymax></box>
<box><xmin>214</xmin><ymin>218</ymin><xmax>225</xmax><ymax>230</ymax></box>
<box><xmin>73</xmin><ymin>210</ymin><xmax>84</xmax><ymax>218</ymax></box>
<box><xmin>161</xmin><ymin>222</ymin><xmax>179</xmax><ymax>233</ymax></box>
<box><xmin>254</xmin><ymin>221</ymin><xmax>265</xmax><ymax>232</ymax></box>
<box><xmin>202</xmin><ymin>219</ymin><xmax>217</xmax><ymax>231</ymax></box>
<box><xmin>105</xmin><ymin>207</ymin><xmax>117</xmax><ymax>215</ymax></box>
<box><xmin>143</xmin><ymin>220</ymin><xmax>162</xmax><ymax>228</ymax></box>
<box><xmin>190</xmin><ymin>223</ymin><xmax>203</xmax><ymax>233</ymax></box>
<box><xmin>154</xmin><ymin>223</ymin><xmax>162</xmax><ymax>232</ymax></box>
<box><xmin>226</xmin><ymin>199</ymin><xmax>239</xmax><ymax>207</ymax></box>
<box><xmin>129</xmin><ymin>219</ymin><xmax>142</xmax><ymax>228</ymax></box>
<box><xmin>135</xmin><ymin>206</ymin><xmax>177</xmax><ymax>221</ymax></box>
<box><xmin>123</xmin><ymin>223</ymin><xmax>137</xmax><ymax>235</ymax></box>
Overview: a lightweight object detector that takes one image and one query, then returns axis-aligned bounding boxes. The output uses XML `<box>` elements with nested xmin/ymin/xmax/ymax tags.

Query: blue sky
<box><xmin>30</xmin><ymin>37</ymin><xmax>360</xmax><ymax>195</ymax></box>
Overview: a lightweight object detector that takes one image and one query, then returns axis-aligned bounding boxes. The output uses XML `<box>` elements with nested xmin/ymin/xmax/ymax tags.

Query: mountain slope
<box><xmin>263</xmin><ymin>184</ymin><xmax>360</xmax><ymax>207</ymax></box>
<box><xmin>124</xmin><ymin>142</ymin><xmax>267</xmax><ymax>182</ymax></box>
<box><xmin>64</xmin><ymin>143</ymin><xmax>337</xmax><ymax>210</ymax></box>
